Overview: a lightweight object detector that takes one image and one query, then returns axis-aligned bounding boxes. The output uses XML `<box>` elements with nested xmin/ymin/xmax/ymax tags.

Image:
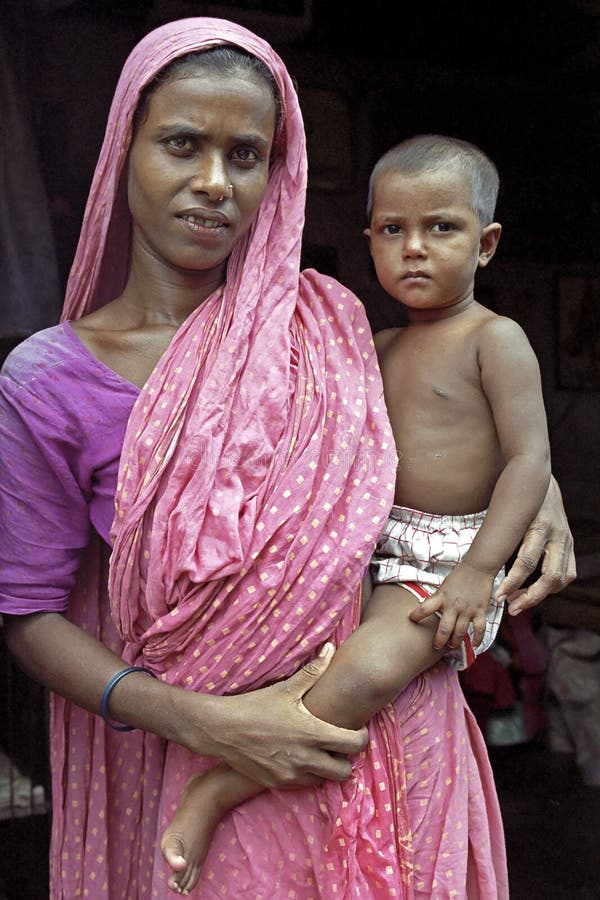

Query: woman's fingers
<box><xmin>504</xmin><ymin>546</ymin><xmax>576</xmax><ymax>615</ymax></box>
<box><xmin>494</xmin><ymin>527</ymin><xmax>547</xmax><ymax>600</ymax></box>
<box><xmin>497</xmin><ymin>476</ymin><xmax>576</xmax><ymax>614</ymax></box>
<box><xmin>284</xmin><ymin>643</ymin><xmax>368</xmax><ymax>758</ymax></box>
<box><xmin>205</xmin><ymin>644</ymin><xmax>368</xmax><ymax>789</ymax></box>
<box><xmin>496</xmin><ymin>530</ymin><xmax>576</xmax><ymax>616</ymax></box>
<box><xmin>286</xmin><ymin>641</ymin><xmax>335</xmax><ymax>693</ymax></box>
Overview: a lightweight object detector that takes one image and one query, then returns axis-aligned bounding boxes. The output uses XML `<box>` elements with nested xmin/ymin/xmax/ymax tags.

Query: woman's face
<box><xmin>127</xmin><ymin>66</ymin><xmax>277</xmax><ymax>282</ymax></box>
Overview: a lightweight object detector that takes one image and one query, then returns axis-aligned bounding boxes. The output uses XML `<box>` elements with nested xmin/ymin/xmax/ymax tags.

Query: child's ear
<box><xmin>363</xmin><ymin>227</ymin><xmax>372</xmax><ymax>252</ymax></box>
<box><xmin>478</xmin><ymin>223</ymin><xmax>502</xmax><ymax>268</ymax></box>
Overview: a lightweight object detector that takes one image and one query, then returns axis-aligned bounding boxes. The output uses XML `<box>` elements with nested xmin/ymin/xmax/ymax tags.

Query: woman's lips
<box><xmin>177</xmin><ymin>211</ymin><xmax>230</xmax><ymax>236</ymax></box>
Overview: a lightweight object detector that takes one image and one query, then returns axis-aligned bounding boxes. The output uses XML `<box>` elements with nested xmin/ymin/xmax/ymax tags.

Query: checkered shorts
<box><xmin>371</xmin><ymin>505</ymin><xmax>505</xmax><ymax>670</ymax></box>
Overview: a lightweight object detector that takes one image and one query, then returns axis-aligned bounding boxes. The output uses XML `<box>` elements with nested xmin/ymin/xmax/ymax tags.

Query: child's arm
<box><xmin>409</xmin><ymin>317</ymin><xmax>552</xmax><ymax>651</ymax></box>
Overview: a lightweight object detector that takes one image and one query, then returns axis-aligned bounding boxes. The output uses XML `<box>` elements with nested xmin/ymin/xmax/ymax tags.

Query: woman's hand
<box><xmin>494</xmin><ymin>476</ymin><xmax>576</xmax><ymax>615</ymax></box>
<box><xmin>176</xmin><ymin>643</ymin><xmax>368</xmax><ymax>789</ymax></box>
<box><xmin>4</xmin><ymin>614</ymin><xmax>366</xmax><ymax>790</ymax></box>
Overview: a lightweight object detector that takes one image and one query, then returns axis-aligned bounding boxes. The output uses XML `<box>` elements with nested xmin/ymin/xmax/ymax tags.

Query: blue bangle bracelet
<box><xmin>100</xmin><ymin>666</ymin><xmax>158</xmax><ymax>732</ymax></box>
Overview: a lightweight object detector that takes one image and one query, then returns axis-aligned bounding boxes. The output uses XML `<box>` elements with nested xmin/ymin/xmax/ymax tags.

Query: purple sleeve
<box><xmin>0</xmin><ymin>359</ymin><xmax>92</xmax><ymax>615</ymax></box>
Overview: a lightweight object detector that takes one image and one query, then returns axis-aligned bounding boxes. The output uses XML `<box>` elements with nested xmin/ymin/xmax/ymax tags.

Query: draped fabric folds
<box><xmin>52</xmin><ymin>19</ymin><xmax>408</xmax><ymax>898</ymax></box>
<box><xmin>50</xmin><ymin>16</ymin><xmax>435</xmax><ymax>898</ymax></box>
<box><xmin>58</xmin><ymin>15</ymin><xmax>397</xmax><ymax>697</ymax></box>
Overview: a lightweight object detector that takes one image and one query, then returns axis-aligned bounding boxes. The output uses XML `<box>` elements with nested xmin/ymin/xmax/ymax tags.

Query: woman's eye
<box><xmin>165</xmin><ymin>136</ymin><xmax>195</xmax><ymax>154</ymax></box>
<box><xmin>232</xmin><ymin>147</ymin><xmax>259</xmax><ymax>165</ymax></box>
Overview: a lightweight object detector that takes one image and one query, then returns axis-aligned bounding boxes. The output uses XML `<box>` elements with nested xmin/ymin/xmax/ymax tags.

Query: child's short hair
<box><xmin>366</xmin><ymin>134</ymin><xmax>499</xmax><ymax>226</ymax></box>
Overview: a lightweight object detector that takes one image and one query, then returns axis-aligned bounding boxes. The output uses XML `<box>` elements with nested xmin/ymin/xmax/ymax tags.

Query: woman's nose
<box><xmin>188</xmin><ymin>153</ymin><xmax>230</xmax><ymax>201</ymax></box>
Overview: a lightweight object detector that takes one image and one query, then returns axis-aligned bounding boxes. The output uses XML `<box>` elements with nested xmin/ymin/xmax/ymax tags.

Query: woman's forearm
<box><xmin>2</xmin><ymin>611</ymin><xmax>188</xmax><ymax>741</ymax></box>
<box><xmin>2</xmin><ymin>611</ymin><xmax>366</xmax><ymax>787</ymax></box>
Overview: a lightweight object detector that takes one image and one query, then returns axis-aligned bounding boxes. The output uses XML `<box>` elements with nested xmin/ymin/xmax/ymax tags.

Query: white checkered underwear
<box><xmin>371</xmin><ymin>505</ymin><xmax>505</xmax><ymax>670</ymax></box>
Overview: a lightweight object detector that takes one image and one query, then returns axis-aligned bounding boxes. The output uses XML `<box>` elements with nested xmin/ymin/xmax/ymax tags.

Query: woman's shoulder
<box><xmin>1</xmin><ymin>322</ymin><xmax>138</xmax><ymax>431</ymax></box>
<box><xmin>2</xmin><ymin>322</ymin><xmax>137</xmax><ymax>399</ymax></box>
<box><xmin>3</xmin><ymin>323</ymin><xmax>96</xmax><ymax>385</ymax></box>
<box><xmin>299</xmin><ymin>268</ymin><xmax>373</xmax><ymax>333</ymax></box>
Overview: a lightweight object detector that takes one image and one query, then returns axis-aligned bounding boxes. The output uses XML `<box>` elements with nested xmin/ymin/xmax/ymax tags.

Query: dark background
<box><xmin>5</xmin><ymin>0</ymin><xmax>599</xmax><ymax>282</ymax></box>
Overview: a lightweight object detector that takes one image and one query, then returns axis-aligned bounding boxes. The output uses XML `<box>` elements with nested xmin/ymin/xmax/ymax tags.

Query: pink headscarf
<box><xmin>61</xmin><ymin>16</ymin><xmax>304</xmax><ymax>321</ymax></box>
<box><xmin>62</xmin><ymin>17</ymin><xmax>395</xmax><ymax>688</ymax></box>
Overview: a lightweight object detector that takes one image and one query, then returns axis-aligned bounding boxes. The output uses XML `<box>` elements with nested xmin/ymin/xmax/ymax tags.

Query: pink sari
<box><xmin>50</xmin><ymin>17</ymin><xmax>507</xmax><ymax>898</ymax></box>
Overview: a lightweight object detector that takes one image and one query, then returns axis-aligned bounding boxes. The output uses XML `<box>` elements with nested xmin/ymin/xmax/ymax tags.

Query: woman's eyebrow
<box><xmin>154</xmin><ymin>122</ymin><xmax>270</xmax><ymax>149</ymax></box>
<box><xmin>154</xmin><ymin>122</ymin><xmax>201</xmax><ymax>135</ymax></box>
<box><xmin>231</xmin><ymin>133</ymin><xmax>271</xmax><ymax>150</ymax></box>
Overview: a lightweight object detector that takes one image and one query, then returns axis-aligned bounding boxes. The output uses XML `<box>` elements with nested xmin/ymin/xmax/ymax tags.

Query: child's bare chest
<box><xmin>381</xmin><ymin>327</ymin><xmax>484</xmax><ymax>413</ymax></box>
<box><xmin>378</xmin><ymin>321</ymin><xmax>503</xmax><ymax>511</ymax></box>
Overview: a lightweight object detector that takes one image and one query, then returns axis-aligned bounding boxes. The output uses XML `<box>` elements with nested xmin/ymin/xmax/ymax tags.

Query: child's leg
<box><xmin>302</xmin><ymin>583</ymin><xmax>444</xmax><ymax>728</ymax></box>
<box><xmin>161</xmin><ymin>762</ymin><xmax>262</xmax><ymax>894</ymax></box>
<box><xmin>161</xmin><ymin>582</ymin><xmax>441</xmax><ymax>893</ymax></box>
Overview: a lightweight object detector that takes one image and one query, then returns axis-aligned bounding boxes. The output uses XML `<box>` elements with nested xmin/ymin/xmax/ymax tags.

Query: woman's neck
<box><xmin>118</xmin><ymin>253</ymin><xmax>226</xmax><ymax>327</ymax></box>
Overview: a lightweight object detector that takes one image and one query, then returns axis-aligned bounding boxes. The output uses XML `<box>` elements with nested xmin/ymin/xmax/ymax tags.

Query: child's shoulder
<box><xmin>475</xmin><ymin>307</ymin><xmax>531</xmax><ymax>345</ymax></box>
<box><xmin>373</xmin><ymin>326</ymin><xmax>403</xmax><ymax>354</ymax></box>
<box><xmin>474</xmin><ymin>308</ymin><xmax>540</xmax><ymax>372</ymax></box>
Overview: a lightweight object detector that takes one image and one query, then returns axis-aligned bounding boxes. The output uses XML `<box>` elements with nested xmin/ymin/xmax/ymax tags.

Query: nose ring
<box><xmin>217</xmin><ymin>183</ymin><xmax>233</xmax><ymax>201</ymax></box>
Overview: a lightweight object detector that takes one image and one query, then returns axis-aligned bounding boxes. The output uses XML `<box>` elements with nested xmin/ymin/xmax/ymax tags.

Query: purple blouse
<box><xmin>0</xmin><ymin>323</ymin><xmax>139</xmax><ymax>614</ymax></box>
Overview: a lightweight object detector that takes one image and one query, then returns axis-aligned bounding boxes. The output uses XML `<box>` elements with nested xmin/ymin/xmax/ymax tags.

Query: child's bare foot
<box><xmin>161</xmin><ymin>763</ymin><xmax>261</xmax><ymax>895</ymax></box>
<box><xmin>161</xmin><ymin>767</ymin><xmax>227</xmax><ymax>895</ymax></box>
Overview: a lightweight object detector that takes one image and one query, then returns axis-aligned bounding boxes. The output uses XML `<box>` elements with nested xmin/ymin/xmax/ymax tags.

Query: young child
<box><xmin>161</xmin><ymin>134</ymin><xmax>552</xmax><ymax>895</ymax></box>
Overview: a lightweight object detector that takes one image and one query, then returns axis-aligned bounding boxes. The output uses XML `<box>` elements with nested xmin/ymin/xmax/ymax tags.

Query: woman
<box><xmin>0</xmin><ymin>17</ymin><xmax>574</xmax><ymax>898</ymax></box>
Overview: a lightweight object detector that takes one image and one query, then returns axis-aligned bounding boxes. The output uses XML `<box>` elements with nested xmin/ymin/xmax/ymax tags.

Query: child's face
<box><xmin>365</xmin><ymin>167</ymin><xmax>500</xmax><ymax>318</ymax></box>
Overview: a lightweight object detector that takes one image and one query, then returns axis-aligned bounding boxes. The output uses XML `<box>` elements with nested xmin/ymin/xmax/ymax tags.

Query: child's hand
<box><xmin>408</xmin><ymin>563</ymin><xmax>495</xmax><ymax>651</ymax></box>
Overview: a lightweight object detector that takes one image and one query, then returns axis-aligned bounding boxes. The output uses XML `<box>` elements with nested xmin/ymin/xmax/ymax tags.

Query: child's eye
<box><xmin>383</xmin><ymin>224</ymin><xmax>402</xmax><ymax>235</ymax></box>
<box><xmin>431</xmin><ymin>222</ymin><xmax>454</xmax><ymax>233</ymax></box>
